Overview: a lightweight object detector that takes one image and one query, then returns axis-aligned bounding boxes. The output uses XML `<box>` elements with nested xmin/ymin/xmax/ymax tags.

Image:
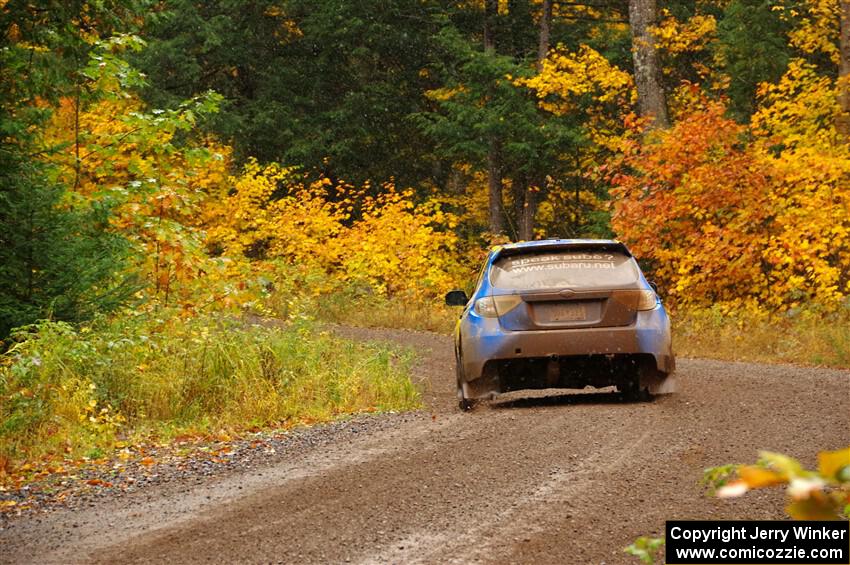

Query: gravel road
<box><xmin>1</xmin><ymin>326</ymin><xmax>848</xmax><ymax>564</ymax></box>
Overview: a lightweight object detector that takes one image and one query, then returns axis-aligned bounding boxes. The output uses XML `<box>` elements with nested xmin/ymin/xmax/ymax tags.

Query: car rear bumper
<box><xmin>458</xmin><ymin>308</ymin><xmax>674</xmax><ymax>386</ymax></box>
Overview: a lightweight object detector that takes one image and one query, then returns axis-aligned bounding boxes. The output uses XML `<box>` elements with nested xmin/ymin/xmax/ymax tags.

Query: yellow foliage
<box><xmin>752</xmin><ymin>61</ymin><xmax>850</xmax><ymax>308</ymax></box>
<box><xmin>205</xmin><ymin>160</ymin><xmax>348</xmax><ymax>272</ymax></box>
<box><xmin>41</xmin><ymin>92</ymin><xmax>263</xmax><ymax>312</ymax></box>
<box><xmin>651</xmin><ymin>12</ymin><xmax>717</xmax><ymax>55</ymax></box>
<box><xmin>551</xmin><ymin>0</ymin><xmax>608</xmax><ymax>25</ymax></box>
<box><xmin>752</xmin><ymin>59</ymin><xmax>839</xmax><ymax>149</ymax></box>
<box><xmin>41</xmin><ymin>82</ymin><xmax>466</xmax><ymax>312</ymax></box>
<box><xmin>518</xmin><ymin>44</ymin><xmax>634</xmax><ymax>153</ymax></box>
<box><xmin>452</xmin><ymin>166</ymin><xmax>491</xmax><ymax>234</ymax></box>
<box><xmin>208</xmin><ymin>162</ymin><xmax>465</xmax><ymax>298</ymax></box>
<box><xmin>519</xmin><ymin>44</ymin><xmax>634</xmax><ymax>114</ymax></box>
<box><xmin>668</xmin><ymin>80</ymin><xmax>712</xmax><ymax>119</ymax></box>
<box><xmin>716</xmin><ymin>448</ymin><xmax>850</xmax><ymax>520</ymax></box>
<box><xmin>611</xmin><ymin>86</ymin><xmax>850</xmax><ymax>311</ymax></box>
<box><xmin>340</xmin><ymin>190</ymin><xmax>463</xmax><ymax>296</ymax></box>
<box><xmin>775</xmin><ymin>0</ymin><xmax>840</xmax><ymax>63</ymax></box>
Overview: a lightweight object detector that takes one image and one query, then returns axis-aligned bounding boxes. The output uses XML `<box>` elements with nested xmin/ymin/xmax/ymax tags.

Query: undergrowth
<box><xmin>304</xmin><ymin>289</ymin><xmax>850</xmax><ymax>369</ymax></box>
<box><xmin>673</xmin><ymin>306</ymin><xmax>850</xmax><ymax>368</ymax></box>
<box><xmin>308</xmin><ymin>288</ymin><xmax>457</xmax><ymax>334</ymax></box>
<box><xmin>0</xmin><ymin>313</ymin><xmax>420</xmax><ymax>467</ymax></box>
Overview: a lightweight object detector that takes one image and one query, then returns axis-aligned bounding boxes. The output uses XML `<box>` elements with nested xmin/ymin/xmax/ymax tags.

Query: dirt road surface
<box><xmin>2</xmin><ymin>326</ymin><xmax>848</xmax><ymax>564</ymax></box>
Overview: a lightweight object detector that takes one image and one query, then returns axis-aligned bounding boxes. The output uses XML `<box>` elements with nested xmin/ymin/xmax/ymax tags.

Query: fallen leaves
<box><xmin>0</xmin><ymin>427</ymin><xmax>288</xmax><ymax>517</ymax></box>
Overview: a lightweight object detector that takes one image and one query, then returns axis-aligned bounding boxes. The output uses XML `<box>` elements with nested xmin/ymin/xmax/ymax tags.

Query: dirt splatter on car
<box><xmin>446</xmin><ymin>239</ymin><xmax>675</xmax><ymax>410</ymax></box>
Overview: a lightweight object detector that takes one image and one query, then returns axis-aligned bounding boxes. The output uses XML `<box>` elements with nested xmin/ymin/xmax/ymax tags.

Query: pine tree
<box><xmin>716</xmin><ymin>0</ymin><xmax>792</xmax><ymax>121</ymax></box>
<box><xmin>0</xmin><ymin>154</ymin><xmax>138</xmax><ymax>338</ymax></box>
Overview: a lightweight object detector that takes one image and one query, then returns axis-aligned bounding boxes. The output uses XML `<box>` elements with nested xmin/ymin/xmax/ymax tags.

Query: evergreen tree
<box><xmin>415</xmin><ymin>24</ymin><xmax>584</xmax><ymax>240</ymax></box>
<box><xmin>0</xmin><ymin>1</ymin><xmax>141</xmax><ymax>338</ymax></box>
<box><xmin>0</xmin><ymin>155</ymin><xmax>138</xmax><ymax>338</ymax></box>
<box><xmin>716</xmin><ymin>0</ymin><xmax>792</xmax><ymax>120</ymax></box>
<box><xmin>137</xmin><ymin>0</ymin><xmax>444</xmax><ymax>187</ymax></box>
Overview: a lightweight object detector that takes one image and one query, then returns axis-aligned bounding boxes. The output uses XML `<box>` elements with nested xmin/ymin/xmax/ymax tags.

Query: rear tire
<box><xmin>620</xmin><ymin>366</ymin><xmax>650</xmax><ymax>402</ymax></box>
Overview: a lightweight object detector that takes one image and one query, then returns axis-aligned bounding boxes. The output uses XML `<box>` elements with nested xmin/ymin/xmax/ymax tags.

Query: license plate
<box><xmin>548</xmin><ymin>302</ymin><xmax>587</xmax><ymax>322</ymax></box>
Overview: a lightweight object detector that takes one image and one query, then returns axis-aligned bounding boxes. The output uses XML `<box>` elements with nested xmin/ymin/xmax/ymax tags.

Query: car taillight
<box><xmin>474</xmin><ymin>295</ymin><xmax>523</xmax><ymax>317</ymax></box>
<box><xmin>612</xmin><ymin>289</ymin><xmax>658</xmax><ymax>311</ymax></box>
<box><xmin>636</xmin><ymin>289</ymin><xmax>658</xmax><ymax>310</ymax></box>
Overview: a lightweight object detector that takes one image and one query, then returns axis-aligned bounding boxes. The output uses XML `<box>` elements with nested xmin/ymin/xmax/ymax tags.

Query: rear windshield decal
<box><xmin>491</xmin><ymin>251</ymin><xmax>639</xmax><ymax>290</ymax></box>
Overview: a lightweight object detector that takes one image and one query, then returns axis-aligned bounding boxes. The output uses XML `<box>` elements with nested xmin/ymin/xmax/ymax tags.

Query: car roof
<box><xmin>492</xmin><ymin>239</ymin><xmax>632</xmax><ymax>260</ymax></box>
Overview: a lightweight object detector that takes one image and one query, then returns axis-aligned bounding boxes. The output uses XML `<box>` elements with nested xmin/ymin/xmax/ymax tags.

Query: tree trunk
<box><xmin>518</xmin><ymin>184</ymin><xmax>537</xmax><ymax>240</ymax></box>
<box><xmin>838</xmin><ymin>0</ymin><xmax>850</xmax><ymax>138</ymax></box>
<box><xmin>628</xmin><ymin>0</ymin><xmax>669</xmax><ymax>129</ymax></box>
<box><xmin>510</xmin><ymin>0</ymin><xmax>552</xmax><ymax>240</ymax></box>
<box><xmin>574</xmin><ymin>174</ymin><xmax>581</xmax><ymax>234</ymax></box>
<box><xmin>487</xmin><ymin>138</ymin><xmax>505</xmax><ymax>235</ymax></box>
<box><xmin>485</xmin><ymin>0</ymin><xmax>504</xmax><ymax>235</ymax></box>
<box><xmin>537</xmin><ymin>0</ymin><xmax>552</xmax><ymax>71</ymax></box>
<box><xmin>484</xmin><ymin>0</ymin><xmax>498</xmax><ymax>53</ymax></box>
<box><xmin>510</xmin><ymin>174</ymin><xmax>526</xmax><ymax>240</ymax></box>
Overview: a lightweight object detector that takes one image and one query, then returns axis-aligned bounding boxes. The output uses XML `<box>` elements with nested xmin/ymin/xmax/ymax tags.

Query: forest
<box><xmin>1</xmin><ymin>0</ymin><xmax>849</xmax><ymax>473</ymax></box>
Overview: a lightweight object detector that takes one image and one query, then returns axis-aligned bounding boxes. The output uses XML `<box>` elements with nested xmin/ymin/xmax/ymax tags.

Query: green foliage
<box><xmin>0</xmin><ymin>158</ymin><xmax>139</xmax><ymax>339</ymax></box>
<box><xmin>0</xmin><ymin>11</ymin><xmax>145</xmax><ymax>340</ymax></box>
<box><xmin>414</xmin><ymin>24</ymin><xmax>587</xmax><ymax>240</ymax></box>
<box><xmin>624</xmin><ymin>536</ymin><xmax>665</xmax><ymax>564</ymax></box>
<box><xmin>702</xmin><ymin>463</ymin><xmax>740</xmax><ymax>495</ymax></box>
<box><xmin>418</xmin><ymin>26</ymin><xmax>583</xmax><ymax>180</ymax></box>
<box><xmin>136</xmin><ymin>0</ymin><xmax>444</xmax><ymax>187</ymax></box>
<box><xmin>715</xmin><ymin>0</ymin><xmax>792</xmax><ymax>120</ymax></box>
<box><xmin>0</xmin><ymin>314</ymin><xmax>420</xmax><ymax>464</ymax></box>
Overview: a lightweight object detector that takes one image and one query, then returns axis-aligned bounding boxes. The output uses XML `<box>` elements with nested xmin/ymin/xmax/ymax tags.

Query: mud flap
<box><xmin>639</xmin><ymin>370</ymin><xmax>677</xmax><ymax>395</ymax></box>
<box><xmin>465</xmin><ymin>362</ymin><xmax>502</xmax><ymax>400</ymax></box>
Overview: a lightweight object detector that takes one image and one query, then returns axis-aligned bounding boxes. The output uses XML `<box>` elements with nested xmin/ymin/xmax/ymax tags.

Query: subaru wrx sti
<box><xmin>445</xmin><ymin>239</ymin><xmax>676</xmax><ymax>410</ymax></box>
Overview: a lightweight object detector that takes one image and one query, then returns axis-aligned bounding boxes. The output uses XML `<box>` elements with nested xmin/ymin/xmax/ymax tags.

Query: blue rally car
<box><xmin>445</xmin><ymin>239</ymin><xmax>676</xmax><ymax>410</ymax></box>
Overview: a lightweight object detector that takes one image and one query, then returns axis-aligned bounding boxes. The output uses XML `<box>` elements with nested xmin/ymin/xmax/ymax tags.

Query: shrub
<box><xmin>206</xmin><ymin>161</ymin><xmax>467</xmax><ymax>300</ymax></box>
<box><xmin>0</xmin><ymin>314</ymin><xmax>420</xmax><ymax>465</ymax></box>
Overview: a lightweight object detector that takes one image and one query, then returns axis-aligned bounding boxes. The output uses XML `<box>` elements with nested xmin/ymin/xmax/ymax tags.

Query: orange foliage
<box><xmin>611</xmin><ymin>104</ymin><xmax>775</xmax><ymax>309</ymax></box>
<box><xmin>611</xmin><ymin>89</ymin><xmax>850</xmax><ymax>311</ymax></box>
<box><xmin>716</xmin><ymin>448</ymin><xmax>850</xmax><ymax>520</ymax></box>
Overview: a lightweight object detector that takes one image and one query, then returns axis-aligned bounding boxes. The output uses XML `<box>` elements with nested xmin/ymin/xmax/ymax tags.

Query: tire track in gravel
<box><xmin>361</xmin><ymin>426</ymin><xmax>654</xmax><ymax>565</ymax></box>
<box><xmin>1</xmin><ymin>326</ymin><xmax>848</xmax><ymax>565</ymax></box>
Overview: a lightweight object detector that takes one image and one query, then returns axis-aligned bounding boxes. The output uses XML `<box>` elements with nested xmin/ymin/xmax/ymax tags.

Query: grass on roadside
<box><xmin>304</xmin><ymin>287</ymin><xmax>457</xmax><ymax>334</ymax></box>
<box><xmin>0</xmin><ymin>313</ymin><xmax>420</xmax><ymax>468</ymax></box>
<box><xmin>673</xmin><ymin>306</ymin><xmax>850</xmax><ymax>368</ymax></box>
<box><xmin>303</xmin><ymin>290</ymin><xmax>850</xmax><ymax>369</ymax></box>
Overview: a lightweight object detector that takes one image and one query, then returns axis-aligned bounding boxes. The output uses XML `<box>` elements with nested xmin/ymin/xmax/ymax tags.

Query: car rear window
<box><xmin>489</xmin><ymin>251</ymin><xmax>640</xmax><ymax>290</ymax></box>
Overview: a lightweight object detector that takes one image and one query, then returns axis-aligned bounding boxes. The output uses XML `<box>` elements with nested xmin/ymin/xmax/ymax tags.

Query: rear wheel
<box><xmin>458</xmin><ymin>395</ymin><xmax>475</xmax><ymax>411</ymax></box>
<box><xmin>620</xmin><ymin>367</ymin><xmax>650</xmax><ymax>402</ymax></box>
